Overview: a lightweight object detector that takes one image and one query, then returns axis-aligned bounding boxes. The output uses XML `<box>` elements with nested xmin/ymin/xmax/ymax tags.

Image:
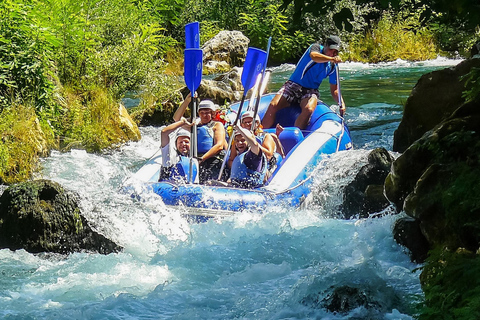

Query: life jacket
<box><xmin>230</xmin><ymin>151</ymin><xmax>267</xmax><ymax>189</ymax></box>
<box><xmin>159</xmin><ymin>155</ymin><xmax>198</xmax><ymax>183</ymax></box>
<box><xmin>197</xmin><ymin>121</ymin><xmax>215</xmax><ymax>155</ymax></box>
<box><xmin>289</xmin><ymin>44</ymin><xmax>337</xmax><ymax>89</ymax></box>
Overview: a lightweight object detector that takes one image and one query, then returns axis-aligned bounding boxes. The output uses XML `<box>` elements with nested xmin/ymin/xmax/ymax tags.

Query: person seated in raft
<box><xmin>209</xmin><ymin>126</ymin><xmax>267</xmax><ymax>189</ymax></box>
<box><xmin>240</xmin><ymin>110</ymin><xmax>285</xmax><ymax>158</ymax></box>
<box><xmin>233</xmin><ymin>110</ymin><xmax>285</xmax><ymax>179</ymax></box>
<box><xmin>159</xmin><ymin>118</ymin><xmax>198</xmax><ymax>182</ymax></box>
<box><xmin>174</xmin><ymin>94</ymin><xmax>228</xmax><ymax>183</ymax></box>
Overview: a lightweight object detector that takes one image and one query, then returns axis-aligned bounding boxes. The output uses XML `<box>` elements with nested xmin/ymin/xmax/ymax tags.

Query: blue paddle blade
<box><xmin>184</xmin><ymin>49</ymin><xmax>203</xmax><ymax>92</ymax></box>
<box><xmin>185</xmin><ymin>22</ymin><xmax>200</xmax><ymax>49</ymax></box>
<box><xmin>241</xmin><ymin>47</ymin><xmax>267</xmax><ymax>92</ymax></box>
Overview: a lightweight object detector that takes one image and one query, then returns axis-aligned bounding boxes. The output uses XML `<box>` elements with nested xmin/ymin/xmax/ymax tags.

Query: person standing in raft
<box><xmin>159</xmin><ymin>118</ymin><xmax>198</xmax><ymax>182</ymax></box>
<box><xmin>261</xmin><ymin>35</ymin><xmax>346</xmax><ymax>130</ymax></box>
<box><xmin>174</xmin><ymin>94</ymin><xmax>228</xmax><ymax>183</ymax></box>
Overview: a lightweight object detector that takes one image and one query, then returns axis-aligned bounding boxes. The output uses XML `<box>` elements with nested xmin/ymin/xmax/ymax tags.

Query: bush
<box><xmin>0</xmin><ymin>0</ymin><xmax>55</xmax><ymax>112</ymax></box>
<box><xmin>0</xmin><ymin>106</ymin><xmax>49</xmax><ymax>184</ymax></box>
<box><xmin>344</xmin><ymin>13</ymin><xmax>438</xmax><ymax>62</ymax></box>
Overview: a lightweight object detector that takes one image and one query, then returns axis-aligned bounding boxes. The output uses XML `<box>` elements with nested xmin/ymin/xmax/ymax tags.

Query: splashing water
<box><xmin>1</xmin><ymin>58</ymin><xmax>462</xmax><ymax>319</ymax></box>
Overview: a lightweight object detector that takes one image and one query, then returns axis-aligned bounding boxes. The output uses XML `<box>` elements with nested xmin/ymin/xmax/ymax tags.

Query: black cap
<box><xmin>326</xmin><ymin>35</ymin><xmax>341</xmax><ymax>50</ymax></box>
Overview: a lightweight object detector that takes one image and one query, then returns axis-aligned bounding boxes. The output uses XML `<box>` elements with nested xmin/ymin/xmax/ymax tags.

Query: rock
<box><xmin>393</xmin><ymin>57</ymin><xmax>480</xmax><ymax>153</ymax></box>
<box><xmin>118</xmin><ymin>103</ymin><xmax>141</xmax><ymax>141</ymax></box>
<box><xmin>471</xmin><ymin>40</ymin><xmax>480</xmax><ymax>58</ymax></box>
<box><xmin>393</xmin><ymin>217</ymin><xmax>429</xmax><ymax>263</ymax></box>
<box><xmin>386</xmin><ymin>97</ymin><xmax>480</xmax><ymax>254</ymax></box>
<box><xmin>342</xmin><ymin>148</ymin><xmax>394</xmax><ymax>218</ymax></box>
<box><xmin>196</xmin><ymin>67</ymin><xmax>244</xmax><ymax>104</ymax></box>
<box><xmin>133</xmin><ymin>92</ymin><xmax>183</xmax><ymax>126</ymax></box>
<box><xmin>323</xmin><ymin>286</ymin><xmax>369</xmax><ymax>314</ymax></box>
<box><xmin>0</xmin><ymin>180</ymin><xmax>122</xmax><ymax>254</ymax></box>
<box><xmin>202</xmin><ymin>31</ymin><xmax>250</xmax><ymax>73</ymax></box>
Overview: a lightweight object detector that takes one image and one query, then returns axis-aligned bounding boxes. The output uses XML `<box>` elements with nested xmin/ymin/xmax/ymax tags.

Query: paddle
<box><xmin>185</xmin><ymin>22</ymin><xmax>200</xmax><ymax>49</ymax></box>
<box><xmin>184</xmin><ymin>48</ymin><xmax>203</xmax><ymax>182</ymax></box>
<box><xmin>335</xmin><ymin>63</ymin><xmax>346</xmax><ymax>152</ymax></box>
<box><xmin>217</xmin><ymin>47</ymin><xmax>267</xmax><ymax>180</ymax></box>
<box><xmin>251</xmin><ymin>37</ymin><xmax>272</xmax><ymax>131</ymax></box>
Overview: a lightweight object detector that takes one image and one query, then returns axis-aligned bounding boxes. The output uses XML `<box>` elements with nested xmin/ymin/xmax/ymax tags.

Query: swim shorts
<box><xmin>278</xmin><ymin>80</ymin><xmax>319</xmax><ymax>104</ymax></box>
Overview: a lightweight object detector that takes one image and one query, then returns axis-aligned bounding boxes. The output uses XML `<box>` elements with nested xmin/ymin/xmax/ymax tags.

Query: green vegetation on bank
<box><xmin>419</xmin><ymin>248</ymin><xmax>480</xmax><ymax>319</ymax></box>
<box><xmin>1</xmin><ymin>0</ymin><xmax>479</xmax><ymax>184</ymax></box>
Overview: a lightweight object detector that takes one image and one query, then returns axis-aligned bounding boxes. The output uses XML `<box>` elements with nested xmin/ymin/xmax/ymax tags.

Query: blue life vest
<box><xmin>289</xmin><ymin>44</ymin><xmax>337</xmax><ymax>89</ymax></box>
<box><xmin>160</xmin><ymin>156</ymin><xmax>198</xmax><ymax>183</ymax></box>
<box><xmin>230</xmin><ymin>151</ymin><xmax>267</xmax><ymax>189</ymax></box>
<box><xmin>197</xmin><ymin>122</ymin><xmax>215</xmax><ymax>155</ymax></box>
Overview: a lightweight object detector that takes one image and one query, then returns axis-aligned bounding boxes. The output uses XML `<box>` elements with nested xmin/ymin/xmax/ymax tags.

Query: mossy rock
<box><xmin>0</xmin><ymin>179</ymin><xmax>122</xmax><ymax>254</ymax></box>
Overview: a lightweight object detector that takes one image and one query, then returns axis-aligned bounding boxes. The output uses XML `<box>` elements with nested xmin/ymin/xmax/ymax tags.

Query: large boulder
<box><xmin>387</xmin><ymin>97</ymin><xmax>480</xmax><ymax>260</ymax></box>
<box><xmin>195</xmin><ymin>67</ymin><xmax>244</xmax><ymax>104</ymax></box>
<box><xmin>0</xmin><ymin>179</ymin><xmax>122</xmax><ymax>254</ymax></box>
<box><xmin>393</xmin><ymin>58</ymin><xmax>480</xmax><ymax>153</ymax></box>
<box><xmin>202</xmin><ymin>31</ymin><xmax>249</xmax><ymax>73</ymax></box>
<box><xmin>341</xmin><ymin>148</ymin><xmax>394</xmax><ymax>219</ymax></box>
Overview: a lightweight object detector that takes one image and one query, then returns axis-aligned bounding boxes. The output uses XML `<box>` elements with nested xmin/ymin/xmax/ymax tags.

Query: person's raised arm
<box><xmin>234</xmin><ymin>126</ymin><xmax>260</xmax><ymax>155</ymax></box>
<box><xmin>173</xmin><ymin>93</ymin><xmax>193</xmax><ymax>122</ymax></box>
<box><xmin>160</xmin><ymin>118</ymin><xmax>192</xmax><ymax>147</ymax></box>
<box><xmin>310</xmin><ymin>50</ymin><xmax>342</xmax><ymax>64</ymax></box>
<box><xmin>259</xmin><ymin>134</ymin><xmax>276</xmax><ymax>159</ymax></box>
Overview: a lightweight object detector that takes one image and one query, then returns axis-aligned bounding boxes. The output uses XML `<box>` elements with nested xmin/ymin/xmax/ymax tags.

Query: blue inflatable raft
<box><xmin>127</xmin><ymin>93</ymin><xmax>353</xmax><ymax>221</ymax></box>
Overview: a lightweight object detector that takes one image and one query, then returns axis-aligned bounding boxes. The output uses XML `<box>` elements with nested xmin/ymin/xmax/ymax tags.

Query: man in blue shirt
<box><xmin>262</xmin><ymin>35</ymin><xmax>345</xmax><ymax>130</ymax></box>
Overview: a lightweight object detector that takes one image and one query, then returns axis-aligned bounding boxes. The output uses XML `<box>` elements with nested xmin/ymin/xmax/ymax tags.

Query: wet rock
<box><xmin>387</xmin><ymin>97</ymin><xmax>480</xmax><ymax>256</ymax></box>
<box><xmin>342</xmin><ymin>148</ymin><xmax>394</xmax><ymax>218</ymax></box>
<box><xmin>323</xmin><ymin>286</ymin><xmax>370</xmax><ymax>313</ymax></box>
<box><xmin>0</xmin><ymin>179</ymin><xmax>122</xmax><ymax>254</ymax></box>
<box><xmin>393</xmin><ymin>216</ymin><xmax>429</xmax><ymax>263</ymax></box>
<box><xmin>393</xmin><ymin>57</ymin><xmax>480</xmax><ymax>153</ymax></box>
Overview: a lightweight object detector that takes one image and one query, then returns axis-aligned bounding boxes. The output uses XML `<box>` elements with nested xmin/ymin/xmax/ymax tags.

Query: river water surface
<box><xmin>0</xmin><ymin>58</ymin><xmax>462</xmax><ymax>319</ymax></box>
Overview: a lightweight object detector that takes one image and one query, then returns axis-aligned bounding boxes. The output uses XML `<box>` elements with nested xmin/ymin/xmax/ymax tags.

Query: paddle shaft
<box><xmin>217</xmin><ymin>94</ymin><xmax>247</xmax><ymax>180</ymax></box>
<box><xmin>335</xmin><ymin>64</ymin><xmax>345</xmax><ymax>152</ymax></box>
<box><xmin>252</xmin><ymin>37</ymin><xmax>272</xmax><ymax>130</ymax></box>
<box><xmin>189</xmin><ymin>97</ymin><xmax>198</xmax><ymax>183</ymax></box>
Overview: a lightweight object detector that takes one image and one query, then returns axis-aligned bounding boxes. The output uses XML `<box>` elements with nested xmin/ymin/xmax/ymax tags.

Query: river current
<box><xmin>0</xmin><ymin>58</ymin><xmax>462</xmax><ymax>319</ymax></box>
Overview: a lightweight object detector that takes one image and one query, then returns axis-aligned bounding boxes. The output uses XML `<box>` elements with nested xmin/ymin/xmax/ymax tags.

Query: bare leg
<box><xmin>295</xmin><ymin>96</ymin><xmax>317</xmax><ymax>129</ymax></box>
<box><xmin>262</xmin><ymin>93</ymin><xmax>290</xmax><ymax>129</ymax></box>
<box><xmin>275</xmin><ymin>123</ymin><xmax>284</xmax><ymax>137</ymax></box>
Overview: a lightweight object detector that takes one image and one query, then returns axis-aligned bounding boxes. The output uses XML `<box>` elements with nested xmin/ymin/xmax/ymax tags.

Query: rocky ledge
<box><xmin>0</xmin><ymin>179</ymin><xmax>122</xmax><ymax>255</ymax></box>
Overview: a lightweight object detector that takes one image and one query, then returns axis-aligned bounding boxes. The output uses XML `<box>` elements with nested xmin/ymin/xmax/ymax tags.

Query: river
<box><xmin>0</xmin><ymin>57</ymin><xmax>461</xmax><ymax>319</ymax></box>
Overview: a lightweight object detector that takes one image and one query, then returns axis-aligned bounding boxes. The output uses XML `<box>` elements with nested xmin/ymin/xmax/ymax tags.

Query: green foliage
<box><xmin>200</xmin><ymin>21</ymin><xmax>223</xmax><ymax>44</ymax></box>
<box><xmin>461</xmin><ymin>67</ymin><xmax>480</xmax><ymax>102</ymax></box>
<box><xmin>183</xmin><ymin>0</ymin><xmax>250</xmax><ymax>31</ymax></box>
<box><xmin>92</xmin><ymin>23</ymin><xmax>175</xmax><ymax>99</ymax></box>
<box><xmin>238</xmin><ymin>0</ymin><xmax>314</xmax><ymax>62</ymax></box>
<box><xmin>0</xmin><ymin>106</ymin><xmax>45</xmax><ymax>184</ymax></box>
<box><xmin>344</xmin><ymin>13</ymin><xmax>438</xmax><ymax>62</ymax></box>
<box><xmin>419</xmin><ymin>248</ymin><xmax>480</xmax><ymax>320</ymax></box>
<box><xmin>58</xmin><ymin>87</ymin><xmax>131</xmax><ymax>152</ymax></box>
<box><xmin>0</xmin><ymin>0</ymin><xmax>55</xmax><ymax>112</ymax></box>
